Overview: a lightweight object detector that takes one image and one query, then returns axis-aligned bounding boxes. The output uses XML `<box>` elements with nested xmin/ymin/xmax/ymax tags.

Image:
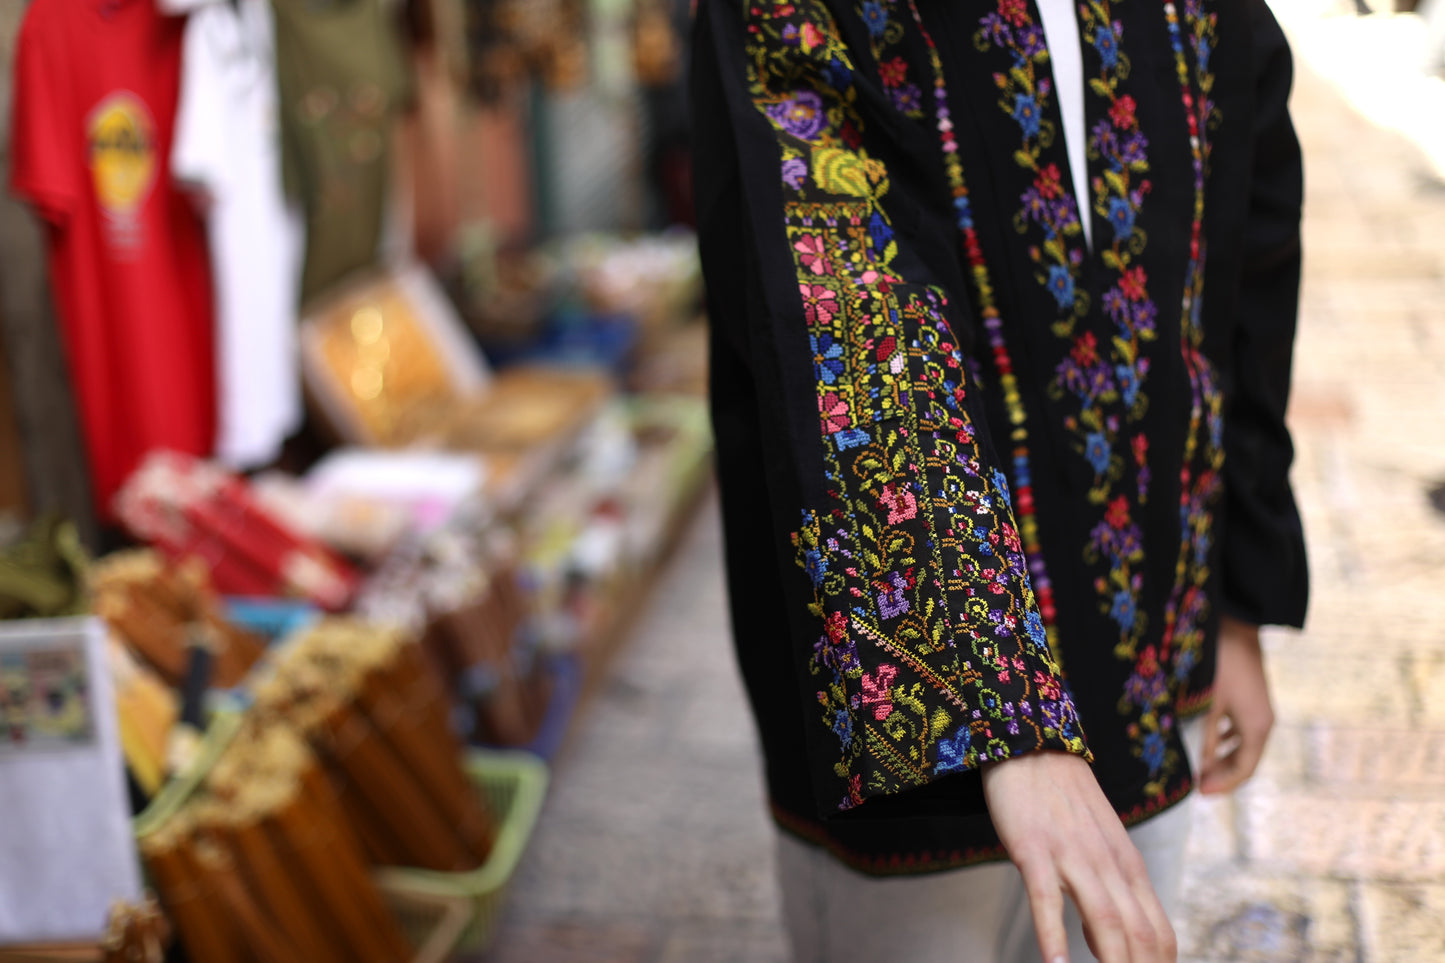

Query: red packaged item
<box><xmin>115</xmin><ymin>452</ymin><xmax>359</xmax><ymax>610</ymax></box>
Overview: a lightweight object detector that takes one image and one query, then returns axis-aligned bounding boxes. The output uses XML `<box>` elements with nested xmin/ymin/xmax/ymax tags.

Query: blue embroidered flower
<box><xmin>835</xmin><ymin>427</ymin><xmax>871</xmax><ymax>450</ymax></box>
<box><xmin>826</xmin><ymin>57</ymin><xmax>853</xmax><ymax>93</ymax></box>
<box><xmin>831</xmin><ymin>708</ymin><xmax>855</xmax><ymax>749</ymax></box>
<box><xmin>1116</xmin><ymin>364</ymin><xmax>1139</xmax><ymax>407</ymax></box>
<box><xmin>1084</xmin><ymin>431</ymin><xmax>1111</xmax><ymax>475</ymax></box>
<box><xmin>1142</xmin><ymin>731</ymin><xmax>1167</xmax><ymax>773</ymax></box>
<box><xmin>1011</xmin><ymin>92</ymin><xmax>1042</xmax><ymax>138</ymax></box>
<box><xmin>1110</xmin><ymin>589</ymin><xmax>1137</xmax><ymax>630</ymax></box>
<box><xmin>868</xmin><ymin>211</ymin><xmax>894</xmax><ymax>251</ymax></box>
<box><xmin>804</xmin><ymin>548</ymin><xmax>827</xmax><ymax>586</ymax></box>
<box><xmin>810</xmin><ymin>333</ymin><xmax>845</xmax><ymax>385</ymax></box>
<box><xmin>1093</xmin><ymin>24</ymin><xmax>1119</xmax><ymax>68</ymax></box>
<box><xmin>1025</xmin><ymin>611</ymin><xmax>1048</xmax><ymax>647</ymax></box>
<box><xmin>1046</xmin><ymin>264</ymin><xmax>1075</xmax><ymax>308</ymax></box>
<box><xmin>934</xmin><ymin>725</ymin><xmax>973</xmax><ymax>774</ymax></box>
<box><xmin>861</xmin><ymin>1</ymin><xmax>889</xmax><ymax>37</ymax></box>
<box><xmin>1106</xmin><ymin>196</ymin><xmax>1135</xmax><ymax>240</ymax></box>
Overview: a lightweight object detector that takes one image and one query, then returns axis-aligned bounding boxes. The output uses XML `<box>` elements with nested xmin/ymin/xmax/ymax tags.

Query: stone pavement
<box><xmin>479</xmin><ymin>51</ymin><xmax>1445</xmax><ymax>963</ymax></box>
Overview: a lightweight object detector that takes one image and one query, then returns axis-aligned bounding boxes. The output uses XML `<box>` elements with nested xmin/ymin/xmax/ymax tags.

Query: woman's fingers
<box><xmin>1016</xmin><ymin>851</ymin><xmax>1069</xmax><ymax>963</ymax></box>
<box><xmin>1063</xmin><ymin>860</ymin><xmax>1133</xmax><ymax>963</ymax></box>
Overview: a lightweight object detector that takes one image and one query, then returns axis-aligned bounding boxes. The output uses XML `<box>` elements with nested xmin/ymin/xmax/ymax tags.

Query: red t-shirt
<box><xmin>10</xmin><ymin>0</ymin><xmax>216</xmax><ymax>518</ymax></box>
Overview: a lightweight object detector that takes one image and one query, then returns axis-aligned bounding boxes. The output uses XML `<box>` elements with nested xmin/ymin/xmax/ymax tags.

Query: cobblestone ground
<box><xmin>481</xmin><ymin>49</ymin><xmax>1445</xmax><ymax>963</ymax></box>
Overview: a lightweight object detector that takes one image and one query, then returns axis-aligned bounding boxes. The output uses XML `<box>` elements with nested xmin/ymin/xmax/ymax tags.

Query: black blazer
<box><xmin>693</xmin><ymin>0</ymin><xmax>1306</xmax><ymax>873</ymax></box>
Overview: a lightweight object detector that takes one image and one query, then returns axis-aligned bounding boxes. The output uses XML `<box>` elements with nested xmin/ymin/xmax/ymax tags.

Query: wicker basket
<box><xmin>374</xmin><ymin>750</ymin><xmax>549</xmax><ymax>956</ymax></box>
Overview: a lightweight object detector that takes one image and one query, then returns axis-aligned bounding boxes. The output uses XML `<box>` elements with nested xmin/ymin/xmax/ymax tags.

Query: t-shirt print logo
<box><xmin>86</xmin><ymin>91</ymin><xmax>156</xmax><ymax>252</ymax></box>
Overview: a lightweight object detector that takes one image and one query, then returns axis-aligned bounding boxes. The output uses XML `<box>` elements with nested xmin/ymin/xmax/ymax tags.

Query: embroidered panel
<box><xmin>743</xmin><ymin>0</ymin><xmax>1087</xmax><ymax>811</ymax></box>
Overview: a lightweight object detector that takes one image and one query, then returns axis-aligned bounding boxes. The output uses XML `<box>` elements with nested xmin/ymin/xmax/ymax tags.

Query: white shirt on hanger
<box><xmin>166</xmin><ymin>0</ymin><xmax>304</xmax><ymax>468</ymax></box>
<box><xmin>1035</xmin><ymin>0</ymin><xmax>1093</xmax><ymax>250</ymax></box>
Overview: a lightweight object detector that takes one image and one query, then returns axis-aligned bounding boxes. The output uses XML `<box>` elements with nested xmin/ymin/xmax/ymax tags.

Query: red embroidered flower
<box><xmin>999</xmin><ymin>0</ymin><xmax>1028</xmax><ymax>26</ymax></box>
<box><xmin>800</xmin><ymin>282</ymin><xmax>838</xmax><ymax>323</ymax></box>
<box><xmin>878</xmin><ymin>56</ymin><xmax>909</xmax><ymax>88</ymax></box>
<box><xmin>1131</xmin><ymin>433</ymin><xmax>1148</xmax><ymax>464</ymax></box>
<box><xmin>1034</xmin><ymin>162</ymin><xmax>1063</xmax><ymax>200</ymax></box>
<box><xmin>1137</xmin><ymin>645</ymin><xmax>1160</xmax><ymax>678</ymax></box>
<box><xmin>1109</xmin><ymin>94</ymin><xmax>1137</xmax><ymax>129</ymax></box>
<box><xmin>825</xmin><ymin>610</ymin><xmax>848</xmax><ymax>644</ymax></box>
<box><xmin>1105</xmin><ymin>495</ymin><xmax>1131</xmax><ymax>530</ymax></box>
<box><xmin>1119</xmin><ymin>265</ymin><xmax>1148</xmax><ymax>301</ymax></box>
<box><xmin>1070</xmin><ymin>330</ymin><xmax>1098</xmax><ymax>366</ymax></box>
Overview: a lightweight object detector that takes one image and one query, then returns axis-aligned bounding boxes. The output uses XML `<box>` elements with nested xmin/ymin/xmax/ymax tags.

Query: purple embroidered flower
<box><xmin>876</xmin><ymin>570</ymin><xmax>910</xmax><ymax>619</ymax></box>
<box><xmin>767</xmin><ymin>89</ymin><xmax>826</xmax><ymax>140</ymax></box>
<box><xmin>890</xmin><ymin>83</ymin><xmax>922</xmax><ymax>114</ymax></box>
<box><xmin>781</xmin><ymin>156</ymin><xmax>808</xmax><ymax>189</ymax></box>
<box><xmin>1019</xmin><ymin>22</ymin><xmax>1046</xmax><ymax>56</ymax></box>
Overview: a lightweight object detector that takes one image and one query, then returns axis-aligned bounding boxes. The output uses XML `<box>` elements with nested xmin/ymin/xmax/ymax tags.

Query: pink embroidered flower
<box><xmin>860</xmin><ymin>664</ymin><xmax>898</xmax><ymax>720</ymax></box>
<box><xmin>1132</xmin><ymin>433</ymin><xmax>1149</xmax><ymax>464</ymax></box>
<box><xmin>799</xmin><ymin>21</ymin><xmax>824</xmax><ymax>51</ymax></box>
<box><xmin>801</xmin><ymin>283</ymin><xmax>838</xmax><ymax>323</ymax></box>
<box><xmin>999</xmin><ymin>522</ymin><xmax>1022</xmax><ymax>553</ymax></box>
<box><xmin>880</xmin><ymin>482</ymin><xmax>918</xmax><ymax>524</ymax></box>
<box><xmin>819</xmin><ymin>390</ymin><xmax>851</xmax><ymax>433</ymax></box>
<box><xmin>795</xmin><ymin>234</ymin><xmax>832</xmax><ymax>275</ymax></box>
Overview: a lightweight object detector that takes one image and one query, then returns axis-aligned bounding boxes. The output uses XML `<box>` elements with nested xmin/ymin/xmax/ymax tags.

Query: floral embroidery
<box><xmin>746</xmin><ymin>0</ymin><xmax>1086</xmax><ymax>811</ymax></box>
<box><xmin>899</xmin><ymin>0</ymin><xmax>1064</xmax><ymax>651</ymax></box>
<box><xmin>1158</xmin><ymin>0</ymin><xmax>1224</xmax><ymax>721</ymax></box>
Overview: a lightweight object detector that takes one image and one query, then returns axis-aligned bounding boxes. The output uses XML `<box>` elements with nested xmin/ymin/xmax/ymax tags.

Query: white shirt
<box><xmin>166</xmin><ymin>0</ymin><xmax>304</xmax><ymax>468</ymax></box>
<box><xmin>1035</xmin><ymin>0</ymin><xmax>1093</xmax><ymax>250</ymax></box>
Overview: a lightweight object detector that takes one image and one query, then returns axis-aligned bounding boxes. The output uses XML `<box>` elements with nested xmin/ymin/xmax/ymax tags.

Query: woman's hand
<box><xmin>982</xmin><ymin>751</ymin><xmax>1177</xmax><ymax>963</ymax></box>
<box><xmin>1198</xmin><ymin>615</ymin><xmax>1274</xmax><ymax>795</ymax></box>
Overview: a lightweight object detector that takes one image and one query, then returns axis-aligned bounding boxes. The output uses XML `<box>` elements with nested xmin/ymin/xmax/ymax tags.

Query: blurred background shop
<box><xmin>0</xmin><ymin>0</ymin><xmax>711</xmax><ymax>959</ymax></box>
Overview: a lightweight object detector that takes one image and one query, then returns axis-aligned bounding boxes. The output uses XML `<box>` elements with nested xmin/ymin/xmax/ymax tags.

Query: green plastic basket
<box><xmin>375</xmin><ymin>749</ymin><xmax>550</xmax><ymax>956</ymax></box>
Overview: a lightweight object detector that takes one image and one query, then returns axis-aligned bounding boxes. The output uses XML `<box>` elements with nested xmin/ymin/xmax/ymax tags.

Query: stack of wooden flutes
<box><xmin>141</xmin><ymin>619</ymin><xmax>496</xmax><ymax>960</ymax></box>
<box><xmin>94</xmin><ymin>551</ymin><xmax>267</xmax><ymax>689</ymax></box>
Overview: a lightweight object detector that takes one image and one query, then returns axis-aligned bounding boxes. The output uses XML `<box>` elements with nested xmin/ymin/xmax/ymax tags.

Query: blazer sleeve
<box><xmin>693</xmin><ymin>0</ymin><xmax>1088</xmax><ymax>815</ymax></box>
<box><xmin>1218</xmin><ymin>0</ymin><xmax>1309</xmax><ymax>629</ymax></box>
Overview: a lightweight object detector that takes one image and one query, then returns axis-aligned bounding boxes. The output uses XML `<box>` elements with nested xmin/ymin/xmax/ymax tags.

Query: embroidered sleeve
<box><xmin>711</xmin><ymin>0</ymin><xmax>1088</xmax><ymax>812</ymax></box>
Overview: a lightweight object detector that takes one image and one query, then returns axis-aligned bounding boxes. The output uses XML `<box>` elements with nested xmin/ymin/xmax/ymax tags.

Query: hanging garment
<box><xmin>10</xmin><ymin>0</ymin><xmax>218</xmax><ymax>519</ymax></box>
<box><xmin>270</xmin><ymin>0</ymin><xmax>410</xmax><ymax>302</ymax></box>
<box><xmin>693</xmin><ymin>0</ymin><xmax>1309</xmax><ymax>873</ymax></box>
<box><xmin>164</xmin><ymin>0</ymin><xmax>304</xmax><ymax>470</ymax></box>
